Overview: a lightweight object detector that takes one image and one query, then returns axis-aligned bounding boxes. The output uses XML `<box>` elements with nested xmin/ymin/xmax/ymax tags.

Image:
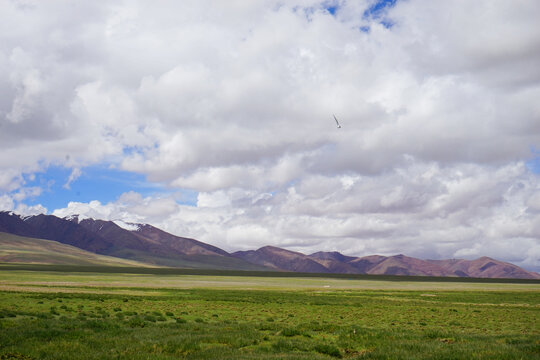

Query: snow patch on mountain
<box><xmin>64</xmin><ymin>214</ymin><xmax>79</xmax><ymax>222</ymax></box>
<box><xmin>63</xmin><ymin>214</ymin><xmax>92</xmax><ymax>223</ymax></box>
<box><xmin>113</xmin><ymin>220</ymin><xmax>140</xmax><ymax>231</ymax></box>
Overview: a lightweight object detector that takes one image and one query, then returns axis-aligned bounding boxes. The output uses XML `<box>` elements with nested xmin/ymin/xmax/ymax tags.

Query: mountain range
<box><xmin>1</xmin><ymin>211</ymin><xmax>539</xmax><ymax>279</ymax></box>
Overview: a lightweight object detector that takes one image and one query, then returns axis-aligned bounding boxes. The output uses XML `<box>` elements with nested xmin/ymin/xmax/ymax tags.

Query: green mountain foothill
<box><xmin>0</xmin><ymin>232</ymin><xmax>154</xmax><ymax>267</ymax></box>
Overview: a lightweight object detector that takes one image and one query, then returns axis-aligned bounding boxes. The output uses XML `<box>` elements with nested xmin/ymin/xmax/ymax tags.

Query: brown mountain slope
<box><xmin>0</xmin><ymin>212</ymin><xmax>38</xmax><ymax>237</ymax></box>
<box><xmin>309</xmin><ymin>258</ymin><xmax>360</xmax><ymax>274</ymax></box>
<box><xmin>134</xmin><ymin>224</ymin><xmax>228</xmax><ymax>256</ymax></box>
<box><xmin>308</xmin><ymin>251</ymin><xmax>361</xmax><ymax>273</ymax></box>
<box><xmin>233</xmin><ymin>246</ymin><xmax>330</xmax><ymax>273</ymax></box>
<box><xmin>307</xmin><ymin>251</ymin><xmax>540</xmax><ymax>279</ymax></box>
<box><xmin>75</xmin><ymin>218</ymin><xmax>167</xmax><ymax>256</ymax></box>
<box><xmin>428</xmin><ymin>257</ymin><xmax>540</xmax><ymax>279</ymax></box>
<box><xmin>344</xmin><ymin>255</ymin><xmax>387</xmax><ymax>273</ymax></box>
<box><xmin>70</xmin><ymin>217</ymin><xmax>267</xmax><ymax>270</ymax></box>
<box><xmin>310</xmin><ymin>251</ymin><xmax>357</xmax><ymax>263</ymax></box>
<box><xmin>366</xmin><ymin>254</ymin><xmax>452</xmax><ymax>276</ymax></box>
<box><xmin>76</xmin><ymin>217</ymin><xmax>227</xmax><ymax>257</ymax></box>
<box><xmin>12</xmin><ymin>214</ymin><xmax>113</xmax><ymax>254</ymax></box>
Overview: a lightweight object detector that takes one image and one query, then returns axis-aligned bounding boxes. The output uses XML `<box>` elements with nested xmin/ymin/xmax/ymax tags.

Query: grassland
<box><xmin>0</xmin><ymin>268</ymin><xmax>538</xmax><ymax>359</ymax></box>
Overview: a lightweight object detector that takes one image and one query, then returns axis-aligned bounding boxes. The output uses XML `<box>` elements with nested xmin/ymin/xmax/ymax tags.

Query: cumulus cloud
<box><xmin>15</xmin><ymin>203</ymin><xmax>48</xmax><ymax>216</ymax></box>
<box><xmin>52</xmin><ymin>161</ymin><xmax>540</xmax><ymax>271</ymax></box>
<box><xmin>2</xmin><ymin>1</ymin><xmax>540</xmax><ymax>271</ymax></box>
<box><xmin>2</xmin><ymin>0</ymin><xmax>539</xmax><ymax>180</ymax></box>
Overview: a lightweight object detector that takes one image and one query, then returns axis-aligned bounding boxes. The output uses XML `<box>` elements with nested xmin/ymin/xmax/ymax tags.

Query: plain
<box><xmin>0</xmin><ymin>268</ymin><xmax>538</xmax><ymax>359</ymax></box>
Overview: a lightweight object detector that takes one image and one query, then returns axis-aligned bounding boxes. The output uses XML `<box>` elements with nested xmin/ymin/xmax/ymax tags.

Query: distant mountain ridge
<box><xmin>0</xmin><ymin>212</ymin><xmax>267</xmax><ymax>271</ymax></box>
<box><xmin>234</xmin><ymin>248</ymin><xmax>540</xmax><ymax>279</ymax></box>
<box><xmin>233</xmin><ymin>246</ymin><xmax>330</xmax><ymax>273</ymax></box>
<box><xmin>1</xmin><ymin>211</ymin><xmax>539</xmax><ymax>279</ymax></box>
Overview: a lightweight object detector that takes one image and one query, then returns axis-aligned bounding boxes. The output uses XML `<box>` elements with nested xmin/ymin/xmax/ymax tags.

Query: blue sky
<box><xmin>24</xmin><ymin>166</ymin><xmax>159</xmax><ymax>210</ymax></box>
<box><xmin>327</xmin><ymin>0</ymin><xmax>397</xmax><ymax>29</ymax></box>
<box><xmin>20</xmin><ymin>151</ymin><xmax>538</xmax><ymax>213</ymax></box>
<box><xmin>22</xmin><ymin>166</ymin><xmax>197</xmax><ymax>211</ymax></box>
<box><xmin>527</xmin><ymin>159</ymin><xmax>540</xmax><ymax>174</ymax></box>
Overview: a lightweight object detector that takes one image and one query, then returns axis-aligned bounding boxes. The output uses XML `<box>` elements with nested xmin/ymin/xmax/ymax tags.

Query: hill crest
<box><xmin>1</xmin><ymin>211</ymin><xmax>538</xmax><ymax>279</ymax></box>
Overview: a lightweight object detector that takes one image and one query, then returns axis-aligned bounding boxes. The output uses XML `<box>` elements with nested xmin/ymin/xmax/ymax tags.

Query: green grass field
<box><xmin>0</xmin><ymin>268</ymin><xmax>538</xmax><ymax>359</ymax></box>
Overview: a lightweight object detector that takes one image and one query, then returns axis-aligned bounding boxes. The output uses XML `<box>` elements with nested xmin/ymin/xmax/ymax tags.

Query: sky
<box><xmin>1</xmin><ymin>0</ymin><xmax>540</xmax><ymax>271</ymax></box>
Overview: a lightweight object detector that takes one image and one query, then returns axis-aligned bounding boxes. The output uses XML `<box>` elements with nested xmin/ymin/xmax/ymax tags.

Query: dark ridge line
<box><xmin>1</xmin><ymin>263</ymin><xmax>539</xmax><ymax>284</ymax></box>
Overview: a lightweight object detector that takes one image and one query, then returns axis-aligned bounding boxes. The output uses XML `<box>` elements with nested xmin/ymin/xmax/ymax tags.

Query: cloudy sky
<box><xmin>1</xmin><ymin>0</ymin><xmax>540</xmax><ymax>271</ymax></box>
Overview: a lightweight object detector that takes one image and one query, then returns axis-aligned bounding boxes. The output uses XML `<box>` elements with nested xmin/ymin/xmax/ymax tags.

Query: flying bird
<box><xmin>333</xmin><ymin>114</ymin><xmax>342</xmax><ymax>128</ymax></box>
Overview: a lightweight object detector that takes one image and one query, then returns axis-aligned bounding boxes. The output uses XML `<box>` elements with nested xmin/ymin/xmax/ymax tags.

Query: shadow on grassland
<box><xmin>1</xmin><ymin>263</ymin><xmax>539</xmax><ymax>284</ymax></box>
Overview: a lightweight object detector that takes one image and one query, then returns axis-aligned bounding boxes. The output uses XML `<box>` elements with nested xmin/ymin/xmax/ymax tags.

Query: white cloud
<box><xmin>2</xmin><ymin>0</ymin><xmax>539</xmax><ymax>180</ymax></box>
<box><xmin>0</xmin><ymin>170</ymin><xmax>23</xmax><ymax>192</ymax></box>
<box><xmin>51</xmin><ymin>160</ymin><xmax>540</xmax><ymax>271</ymax></box>
<box><xmin>12</xmin><ymin>186</ymin><xmax>42</xmax><ymax>202</ymax></box>
<box><xmin>63</xmin><ymin>167</ymin><xmax>82</xmax><ymax>189</ymax></box>
<box><xmin>53</xmin><ymin>200</ymin><xmax>113</xmax><ymax>221</ymax></box>
<box><xmin>2</xmin><ymin>1</ymin><xmax>540</xmax><ymax>271</ymax></box>
<box><xmin>0</xmin><ymin>194</ymin><xmax>14</xmax><ymax>211</ymax></box>
<box><xmin>6</xmin><ymin>48</ymin><xmax>46</xmax><ymax>124</ymax></box>
<box><xmin>15</xmin><ymin>203</ymin><xmax>47</xmax><ymax>216</ymax></box>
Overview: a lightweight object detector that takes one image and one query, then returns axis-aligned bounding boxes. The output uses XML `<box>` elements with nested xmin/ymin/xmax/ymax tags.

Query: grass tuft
<box><xmin>314</xmin><ymin>343</ymin><xmax>342</xmax><ymax>358</ymax></box>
